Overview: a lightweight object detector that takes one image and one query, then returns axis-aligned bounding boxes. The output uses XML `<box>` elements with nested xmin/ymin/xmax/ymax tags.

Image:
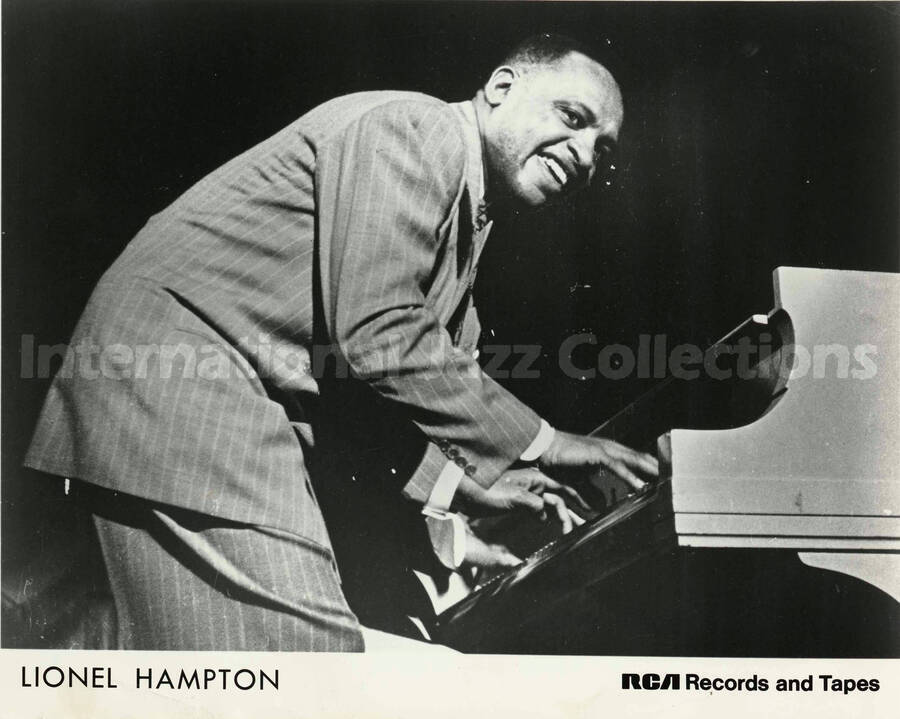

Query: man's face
<box><xmin>482</xmin><ymin>52</ymin><xmax>624</xmax><ymax>208</ymax></box>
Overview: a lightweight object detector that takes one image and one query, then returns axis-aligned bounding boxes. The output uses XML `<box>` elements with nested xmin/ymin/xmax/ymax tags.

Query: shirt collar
<box><xmin>450</xmin><ymin>100</ymin><xmax>490</xmax><ymax>232</ymax></box>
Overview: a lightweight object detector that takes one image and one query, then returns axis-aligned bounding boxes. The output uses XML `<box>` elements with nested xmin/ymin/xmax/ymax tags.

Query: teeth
<box><xmin>542</xmin><ymin>156</ymin><xmax>567</xmax><ymax>185</ymax></box>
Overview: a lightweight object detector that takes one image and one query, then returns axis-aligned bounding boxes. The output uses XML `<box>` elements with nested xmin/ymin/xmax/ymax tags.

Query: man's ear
<box><xmin>483</xmin><ymin>66</ymin><xmax>518</xmax><ymax>107</ymax></box>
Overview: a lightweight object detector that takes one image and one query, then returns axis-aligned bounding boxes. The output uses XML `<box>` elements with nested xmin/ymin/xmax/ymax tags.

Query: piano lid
<box><xmin>666</xmin><ymin>267</ymin><xmax>899</xmax><ymax>566</ymax></box>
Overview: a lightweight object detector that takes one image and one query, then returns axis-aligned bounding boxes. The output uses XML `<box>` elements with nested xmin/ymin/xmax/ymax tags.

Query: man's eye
<box><xmin>559</xmin><ymin>107</ymin><xmax>584</xmax><ymax>129</ymax></box>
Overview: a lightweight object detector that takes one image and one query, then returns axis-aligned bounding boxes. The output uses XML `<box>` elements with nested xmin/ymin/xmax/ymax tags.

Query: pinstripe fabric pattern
<box><xmin>25</xmin><ymin>92</ymin><xmax>541</xmax><ymax>649</ymax></box>
<box><xmin>90</xmin><ymin>487</ymin><xmax>363</xmax><ymax>651</ymax></box>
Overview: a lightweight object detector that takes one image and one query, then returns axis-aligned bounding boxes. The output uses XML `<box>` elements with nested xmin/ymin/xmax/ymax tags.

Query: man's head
<box><xmin>476</xmin><ymin>34</ymin><xmax>624</xmax><ymax>209</ymax></box>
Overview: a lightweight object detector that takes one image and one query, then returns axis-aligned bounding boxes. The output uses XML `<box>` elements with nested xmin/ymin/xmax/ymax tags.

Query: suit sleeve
<box><xmin>315</xmin><ymin>100</ymin><xmax>541</xmax><ymax>502</ymax></box>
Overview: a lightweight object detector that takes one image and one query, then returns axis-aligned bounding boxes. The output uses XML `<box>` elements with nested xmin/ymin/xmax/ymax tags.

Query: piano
<box><xmin>423</xmin><ymin>267</ymin><xmax>900</xmax><ymax>655</ymax></box>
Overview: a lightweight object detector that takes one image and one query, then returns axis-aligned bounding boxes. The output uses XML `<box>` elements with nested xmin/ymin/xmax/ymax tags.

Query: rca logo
<box><xmin>622</xmin><ymin>673</ymin><xmax>681</xmax><ymax>690</ymax></box>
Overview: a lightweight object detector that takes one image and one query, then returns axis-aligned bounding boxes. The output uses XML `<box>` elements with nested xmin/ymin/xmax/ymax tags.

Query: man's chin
<box><xmin>510</xmin><ymin>182</ymin><xmax>558</xmax><ymax>209</ymax></box>
<box><xmin>492</xmin><ymin>176</ymin><xmax>561</xmax><ymax>211</ymax></box>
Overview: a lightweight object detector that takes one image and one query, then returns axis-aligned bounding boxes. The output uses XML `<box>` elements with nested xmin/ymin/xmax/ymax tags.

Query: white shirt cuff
<box><xmin>425</xmin><ymin>460</ymin><xmax>464</xmax><ymax>512</ymax></box>
<box><xmin>519</xmin><ymin>419</ymin><xmax>556</xmax><ymax>462</ymax></box>
<box><xmin>423</xmin><ymin>460</ymin><xmax>466</xmax><ymax>569</ymax></box>
<box><xmin>423</xmin><ymin>508</ymin><xmax>467</xmax><ymax>569</ymax></box>
<box><xmin>423</xmin><ymin>420</ymin><xmax>553</xmax><ymax>571</ymax></box>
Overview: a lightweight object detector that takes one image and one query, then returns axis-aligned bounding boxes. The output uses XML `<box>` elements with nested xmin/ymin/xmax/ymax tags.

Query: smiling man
<box><xmin>25</xmin><ymin>33</ymin><xmax>655</xmax><ymax>651</ymax></box>
<box><xmin>480</xmin><ymin>41</ymin><xmax>623</xmax><ymax>206</ymax></box>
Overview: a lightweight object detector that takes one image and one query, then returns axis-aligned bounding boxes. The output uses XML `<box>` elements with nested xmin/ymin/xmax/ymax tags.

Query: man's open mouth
<box><xmin>540</xmin><ymin>155</ymin><xmax>568</xmax><ymax>187</ymax></box>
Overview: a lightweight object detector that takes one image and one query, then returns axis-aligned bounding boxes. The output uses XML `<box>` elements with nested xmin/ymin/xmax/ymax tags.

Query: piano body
<box><xmin>427</xmin><ymin>267</ymin><xmax>900</xmax><ymax>655</ymax></box>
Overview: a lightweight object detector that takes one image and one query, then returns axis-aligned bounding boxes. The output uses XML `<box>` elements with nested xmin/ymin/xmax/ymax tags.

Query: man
<box><xmin>25</xmin><ymin>33</ymin><xmax>657</xmax><ymax>651</ymax></box>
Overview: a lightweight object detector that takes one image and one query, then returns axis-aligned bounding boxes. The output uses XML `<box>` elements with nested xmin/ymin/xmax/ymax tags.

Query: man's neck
<box><xmin>471</xmin><ymin>90</ymin><xmax>496</xmax><ymax>212</ymax></box>
<box><xmin>471</xmin><ymin>91</ymin><xmax>524</xmax><ymax>218</ymax></box>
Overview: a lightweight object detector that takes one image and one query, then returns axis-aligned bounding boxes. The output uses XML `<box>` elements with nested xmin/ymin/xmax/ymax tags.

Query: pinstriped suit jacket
<box><xmin>25</xmin><ymin>92</ymin><xmax>541</xmax><ymax>547</ymax></box>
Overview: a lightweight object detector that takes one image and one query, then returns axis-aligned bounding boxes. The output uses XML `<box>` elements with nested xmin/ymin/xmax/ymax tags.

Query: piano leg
<box><xmin>798</xmin><ymin>552</ymin><xmax>900</xmax><ymax>604</ymax></box>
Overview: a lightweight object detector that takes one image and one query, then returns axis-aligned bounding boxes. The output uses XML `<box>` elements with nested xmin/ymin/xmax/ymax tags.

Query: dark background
<box><xmin>3</xmin><ymin>1</ymin><xmax>898</xmax><ymax>650</ymax></box>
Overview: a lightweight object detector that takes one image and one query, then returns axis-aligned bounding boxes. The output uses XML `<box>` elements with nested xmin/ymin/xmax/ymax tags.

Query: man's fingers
<box><xmin>608</xmin><ymin>461</ymin><xmax>647</xmax><ymax>492</ymax></box>
<box><xmin>527</xmin><ymin>470</ymin><xmax>592</xmax><ymax>511</ymax></box>
<box><xmin>543</xmin><ymin>493</ymin><xmax>572</xmax><ymax>534</ymax></box>
<box><xmin>541</xmin><ymin>478</ymin><xmax>590</xmax><ymax>511</ymax></box>
<box><xmin>524</xmin><ymin>469</ymin><xmax>565</xmax><ymax>494</ymax></box>
<box><xmin>513</xmin><ymin>487</ymin><xmax>545</xmax><ymax>515</ymax></box>
<box><xmin>531</xmin><ymin>472</ymin><xmax>562</xmax><ymax>491</ymax></box>
<box><xmin>630</xmin><ymin>451</ymin><xmax>659</xmax><ymax>477</ymax></box>
<box><xmin>464</xmin><ymin>534</ymin><xmax>522</xmax><ymax>569</ymax></box>
<box><xmin>604</xmin><ymin>443</ymin><xmax>659</xmax><ymax>477</ymax></box>
<box><xmin>558</xmin><ymin>483</ymin><xmax>591</xmax><ymax>511</ymax></box>
<box><xmin>489</xmin><ymin>545</ymin><xmax>523</xmax><ymax>567</ymax></box>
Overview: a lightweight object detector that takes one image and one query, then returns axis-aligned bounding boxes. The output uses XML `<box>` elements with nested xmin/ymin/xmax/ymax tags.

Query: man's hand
<box><xmin>463</xmin><ymin>531</ymin><xmax>522</xmax><ymax>569</ymax></box>
<box><xmin>538</xmin><ymin>431</ymin><xmax>659</xmax><ymax>492</ymax></box>
<box><xmin>453</xmin><ymin>468</ymin><xmax>589</xmax><ymax>533</ymax></box>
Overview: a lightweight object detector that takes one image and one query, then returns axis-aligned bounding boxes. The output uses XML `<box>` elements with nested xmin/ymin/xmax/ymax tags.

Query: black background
<box><xmin>3</xmin><ymin>1</ymin><xmax>898</xmax><ymax>651</ymax></box>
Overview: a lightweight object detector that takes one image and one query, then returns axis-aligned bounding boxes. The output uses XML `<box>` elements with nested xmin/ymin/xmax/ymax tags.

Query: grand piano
<box><xmin>420</xmin><ymin>267</ymin><xmax>899</xmax><ymax>656</ymax></box>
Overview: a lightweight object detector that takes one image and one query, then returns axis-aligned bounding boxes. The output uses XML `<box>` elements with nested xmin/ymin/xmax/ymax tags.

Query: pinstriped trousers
<box><xmin>85</xmin><ymin>484</ymin><xmax>364</xmax><ymax>651</ymax></box>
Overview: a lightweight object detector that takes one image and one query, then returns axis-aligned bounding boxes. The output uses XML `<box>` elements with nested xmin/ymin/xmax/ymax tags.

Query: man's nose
<box><xmin>567</xmin><ymin>134</ymin><xmax>597</xmax><ymax>180</ymax></box>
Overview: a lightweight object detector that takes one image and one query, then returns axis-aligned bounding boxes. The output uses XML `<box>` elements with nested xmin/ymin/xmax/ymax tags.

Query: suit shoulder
<box><xmin>325</xmin><ymin>90</ymin><xmax>450</xmax><ymax>113</ymax></box>
<box><xmin>303</xmin><ymin>91</ymin><xmax>464</xmax><ymax>147</ymax></box>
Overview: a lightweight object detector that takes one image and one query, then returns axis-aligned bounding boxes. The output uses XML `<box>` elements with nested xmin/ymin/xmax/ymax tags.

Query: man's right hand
<box><xmin>452</xmin><ymin>468</ymin><xmax>589</xmax><ymax>533</ymax></box>
<box><xmin>538</xmin><ymin>430</ymin><xmax>658</xmax><ymax>492</ymax></box>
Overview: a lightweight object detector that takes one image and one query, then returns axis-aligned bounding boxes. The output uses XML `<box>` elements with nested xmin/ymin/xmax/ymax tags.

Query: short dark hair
<box><xmin>499</xmin><ymin>33</ymin><xmax>627</xmax><ymax>89</ymax></box>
